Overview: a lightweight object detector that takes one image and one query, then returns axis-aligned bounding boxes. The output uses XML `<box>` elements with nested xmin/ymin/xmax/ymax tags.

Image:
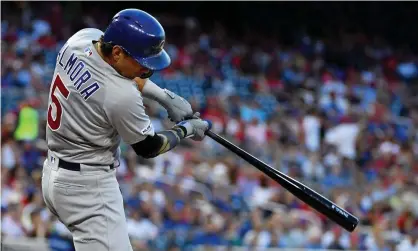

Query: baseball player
<box><xmin>41</xmin><ymin>8</ymin><xmax>211</xmax><ymax>251</ymax></box>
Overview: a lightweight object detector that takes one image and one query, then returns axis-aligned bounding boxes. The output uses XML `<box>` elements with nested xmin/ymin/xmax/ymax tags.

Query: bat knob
<box><xmin>206</xmin><ymin>120</ymin><xmax>212</xmax><ymax>131</ymax></box>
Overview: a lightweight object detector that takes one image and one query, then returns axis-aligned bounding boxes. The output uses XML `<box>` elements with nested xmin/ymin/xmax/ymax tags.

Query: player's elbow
<box><xmin>131</xmin><ymin>134</ymin><xmax>163</xmax><ymax>159</ymax></box>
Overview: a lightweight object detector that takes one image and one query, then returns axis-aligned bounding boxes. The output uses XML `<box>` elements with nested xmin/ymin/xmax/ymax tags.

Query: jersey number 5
<box><xmin>47</xmin><ymin>74</ymin><xmax>70</xmax><ymax>131</ymax></box>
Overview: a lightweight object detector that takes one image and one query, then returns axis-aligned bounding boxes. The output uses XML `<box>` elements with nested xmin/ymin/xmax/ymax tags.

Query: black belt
<box><xmin>59</xmin><ymin>159</ymin><xmax>115</xmax><ymax>171</ymax></box>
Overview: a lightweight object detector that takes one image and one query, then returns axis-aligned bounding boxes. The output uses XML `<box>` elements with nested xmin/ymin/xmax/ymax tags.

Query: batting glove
<box><xmin>174</xmin><ymin>115</ymin><xmax>212</xmax><ymax>141</ymax></box>
<box><xmin>141</xmin><ymin>79</ymin><xmax>193</xmax><ymax>122</ymax></box>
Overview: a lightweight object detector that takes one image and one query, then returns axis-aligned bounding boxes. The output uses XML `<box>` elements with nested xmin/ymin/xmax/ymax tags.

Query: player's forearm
<box><xmin>131</xmin><ymin>127</ymin><xmax>186</xmax><ymax>159</ymax></box>
<box><xmin>131</xmin><ymin>119</ymin><xmax>208</xmax><ymax>159</ymax></box>
<box><xmin>151</xmin><ymin>119</ymin><xmax>209</xmax><ymax>157</ymax></box>
<box><xmin>135</xmin><ymin>78</ymin><xmax>165</xmax><ymax>101</ymax></box>
<box><xmin>153</xmin><ymin>127</ymin><xmax>186</xmax><ymax>156</ymax></box>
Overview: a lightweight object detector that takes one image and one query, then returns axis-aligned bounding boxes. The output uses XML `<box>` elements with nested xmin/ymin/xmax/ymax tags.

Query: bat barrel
<box><xmin>205</xmin><ymin>130</ymin><xmax>359</xmax><ymax>232</ymax></box>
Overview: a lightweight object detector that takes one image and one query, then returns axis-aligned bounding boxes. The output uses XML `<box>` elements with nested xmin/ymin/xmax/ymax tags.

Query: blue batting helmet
<box><xmin>103</xmin><ymin>9</ymin><xmax>171</xmax><ymax>71</ymax></box>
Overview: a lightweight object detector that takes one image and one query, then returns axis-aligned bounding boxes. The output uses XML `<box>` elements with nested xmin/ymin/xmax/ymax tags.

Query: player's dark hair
<box><xmin>99</xmin><ymin>35</ymin><xmax>114</xmax><ymax>57</ymax></box>
<box><xmin>98</xmin><ymin>35</ymin><xmax>153</xmax><ymax>78</ymax></box>
<box><xmin>99</xmin><ymin>35</ymin><xmax>133</xmax><ymax>59</ymax></box>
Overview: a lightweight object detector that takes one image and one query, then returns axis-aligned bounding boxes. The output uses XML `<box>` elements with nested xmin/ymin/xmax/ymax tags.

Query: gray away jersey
<box><xmin>46</xmin><ymin>28</ymin><xmax>155</xmax><ymax>165</ymax></box>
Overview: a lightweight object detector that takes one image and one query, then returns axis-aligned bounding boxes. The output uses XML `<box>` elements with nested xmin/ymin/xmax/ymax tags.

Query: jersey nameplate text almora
<box><xmin>57</xmin><ymin>44</ymin><xmax>100</xmax><ymax>101</ymax></box>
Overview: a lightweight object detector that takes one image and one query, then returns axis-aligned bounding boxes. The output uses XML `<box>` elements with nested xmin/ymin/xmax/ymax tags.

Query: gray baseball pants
<box><xmin>42</xmin><ymin>150</ymin><xmax>133</xmax><ymax>251</ymax></box>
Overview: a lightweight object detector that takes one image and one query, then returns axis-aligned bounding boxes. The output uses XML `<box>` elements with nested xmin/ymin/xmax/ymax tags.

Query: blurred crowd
<box><xmin>1</xmin><ymin>2</ymin><xmax>418</xmax><ymax>251</ymax></box>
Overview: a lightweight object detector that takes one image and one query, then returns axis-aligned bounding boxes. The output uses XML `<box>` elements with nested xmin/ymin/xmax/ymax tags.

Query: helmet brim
<box><xmin>134</xmin><ymin>49</ymin><xmax>171</xmax><ymax>71</ymax></box>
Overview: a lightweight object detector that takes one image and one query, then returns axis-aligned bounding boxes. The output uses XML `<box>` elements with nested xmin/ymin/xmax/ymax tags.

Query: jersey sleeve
<box><xmin>104</xmin><ymin>87</ymin><xmax>155</xmax><ymax>145</ymax></box>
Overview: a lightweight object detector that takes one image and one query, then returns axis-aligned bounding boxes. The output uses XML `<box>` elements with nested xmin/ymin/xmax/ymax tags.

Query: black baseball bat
<box><xmin>205</xmin><ymin>130</ymin><xmax>359</xmax><ymax>232</ymax></box>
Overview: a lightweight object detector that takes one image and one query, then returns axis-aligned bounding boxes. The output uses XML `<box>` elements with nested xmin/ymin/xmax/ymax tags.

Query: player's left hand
<box><xmin>138</xmin><ymin>78</ymin><xmax>193</xmax><ymax>122</ymax></box>
<box><xmin>159</xmin><ymin>88</ymin><xmax>194</xmax><ymax>122</ymax></box>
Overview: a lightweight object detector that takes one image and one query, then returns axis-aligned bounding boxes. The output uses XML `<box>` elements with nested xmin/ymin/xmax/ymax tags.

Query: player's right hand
<box><xmin>174</xmin><ymin>115</ymin><xmax>212</xmax><ymax>141</ymax></box>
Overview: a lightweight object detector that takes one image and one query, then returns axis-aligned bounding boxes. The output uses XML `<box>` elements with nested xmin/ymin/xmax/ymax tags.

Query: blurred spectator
<box><xmin>396</xmin><ymin>227</ymin><xmax>418</xmax><ymax>251</ymax></box>
<box><xmin>301</xmin><ymin>108</ymin><xmax>321</xmax><ymax>152</ymax></box>
<box><xmin>2</xmin><ymin>201</ymin><xmax>25</xmax><ymax>237</ymax></box>
<box><xmin>127</xmin><ymin>209</ymin><xmax>159</xmax><ymax>249</ymax></box>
